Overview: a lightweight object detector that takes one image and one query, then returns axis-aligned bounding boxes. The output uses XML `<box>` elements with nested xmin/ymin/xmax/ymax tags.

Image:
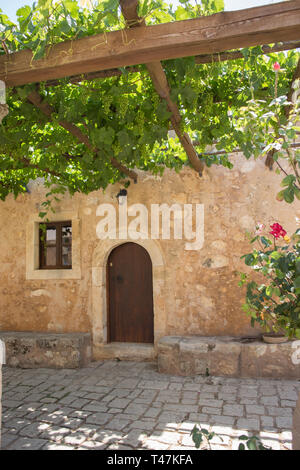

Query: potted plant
<box><xmin>239</xmin><ymin>223</ymin><xmax>300</xmax><ymax>343</ymax></box>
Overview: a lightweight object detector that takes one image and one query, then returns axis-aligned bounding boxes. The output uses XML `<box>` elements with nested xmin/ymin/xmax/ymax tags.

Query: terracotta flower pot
<box><xmin>262</xmin><ymin>333</ymin><xmax>288</xmax><ymax>344</ymax></box>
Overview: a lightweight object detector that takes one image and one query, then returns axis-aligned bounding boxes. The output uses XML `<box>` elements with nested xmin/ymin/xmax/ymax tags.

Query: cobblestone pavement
<box><xmin>1</xmin><ymin>361</ymin><xmax>300</xmax><ymax>450</ymax></box>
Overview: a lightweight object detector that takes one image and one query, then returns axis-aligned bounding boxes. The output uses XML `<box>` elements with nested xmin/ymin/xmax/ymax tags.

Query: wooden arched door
<box><xmin>107</xmin><ymin>243</ymin><xmax>154</xmax><ymax>343</ymax></box>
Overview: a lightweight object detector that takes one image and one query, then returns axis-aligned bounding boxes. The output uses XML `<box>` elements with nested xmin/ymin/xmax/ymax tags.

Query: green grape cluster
<box><xmin>118</xmin><ymin>96</ymin><xmax>129</xmax><ymax>119</ymax></box>
<box><xmin>152</xmin><ymin>93</ymin><xmax>160</xmax><ymax>109</ymax></box>
<box><xmin>102</xmin><ymin>95</ymin><xmax>113</xmax><ymax>114</ymax></box>
<box><xmin>203</xmin><ymin>93</ymin><xmax>214</xmax><ymax>115</ymax></box>
<box><xmin>136</xmin><ymin>111</ymin><xmax>145</xmax><ymax>136</ymax></box>
<box><xmin>112</xmin><ymin>141</ymin><xmax>121</xmax><ymax>156</ymax></box>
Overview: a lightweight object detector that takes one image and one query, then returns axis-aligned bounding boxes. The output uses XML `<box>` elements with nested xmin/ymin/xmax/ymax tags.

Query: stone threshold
<box><xmin>157</xmin><ymin>335</ymin><xmax>300</xmax><ymax>379</ymax></box>
<box><xmin>94</xmin><ymin>342</ymin><xmax>156</xmax><ymax>362</ymax></box>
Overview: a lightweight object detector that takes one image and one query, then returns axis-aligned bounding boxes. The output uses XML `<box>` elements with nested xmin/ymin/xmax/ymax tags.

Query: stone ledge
<box><xmin>157</xmin><ymin>336</ymin><xmax>300</xmax><ymax>379</ymax></box>
<box><xmin>0</xmin><ymin>332</ymin><xmax>92</xmax><ymax>369</ymax></box>
<box><xmin>93</xmin><ymin>342</ymin><xmax>155</xmax><ymax>362</ymax></box>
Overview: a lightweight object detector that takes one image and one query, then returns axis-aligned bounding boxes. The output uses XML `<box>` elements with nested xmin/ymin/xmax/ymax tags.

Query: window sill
<box><xmin>26</xmin><ymin>268</ymin><xmax>81</xmax><ymax>280</ymax></box>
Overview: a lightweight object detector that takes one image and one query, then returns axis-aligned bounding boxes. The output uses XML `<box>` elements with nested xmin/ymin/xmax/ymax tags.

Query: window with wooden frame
<box><xmin>39</xmin><ymin>221</ymin><xmax>72</xmax><ymax>269</ymax></box>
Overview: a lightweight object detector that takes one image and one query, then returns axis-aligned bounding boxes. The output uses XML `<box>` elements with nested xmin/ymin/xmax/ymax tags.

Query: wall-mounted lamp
<box><xmin>116</xmin><ymin>189</ymin><xmax>127</xmax><ymax>206</ymax></box>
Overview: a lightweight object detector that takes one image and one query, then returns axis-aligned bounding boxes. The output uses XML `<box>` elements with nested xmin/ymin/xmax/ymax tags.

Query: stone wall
<box><xmin>0</xmin><ymin>332</ymin><xmax>91</xmax><ymax>369</ymax></box>
<box><xmin>157</xmin><ymin>336</ymin><xmax>300</xmax><ymax>379</ymax></box>
<box><xmin>0</xmin><ymin>155</ymin><xmax>299</xmax><ymax>358</ymax></box>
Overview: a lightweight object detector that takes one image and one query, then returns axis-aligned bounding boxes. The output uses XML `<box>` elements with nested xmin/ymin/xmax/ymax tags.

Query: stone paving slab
<box><xmin>1</xmin><ymin>361</ymin><xmax>300</xmax><ymax>450</ymax></box>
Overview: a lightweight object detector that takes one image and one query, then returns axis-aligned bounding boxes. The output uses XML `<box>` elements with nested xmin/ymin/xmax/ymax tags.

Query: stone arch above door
<box><xmin>91</xmin><ymin>237</ymin><xmax>166</xmax><ymax>356</ymax></box>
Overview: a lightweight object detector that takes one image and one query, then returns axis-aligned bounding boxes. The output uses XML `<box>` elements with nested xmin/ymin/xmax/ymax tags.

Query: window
<box><xmin>39</xmin><ymin>221</ymin><xmax>72</xmax><ymax>269</ymax></box>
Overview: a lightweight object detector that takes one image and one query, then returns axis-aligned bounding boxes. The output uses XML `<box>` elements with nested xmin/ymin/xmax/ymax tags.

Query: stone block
<box><xmin>0</xmin><ymin>332</ymin><xmax>91</xmax><ymax>369</ymax></box>
<box><xmin>208</xmin><ymin>341</ymin><xmax>241</xmax><ymax>377</ymax></box>
<box><xmin>240</xmin><ymin>341</ymin><xmax>300</xmax><ymax>379</ymax></box>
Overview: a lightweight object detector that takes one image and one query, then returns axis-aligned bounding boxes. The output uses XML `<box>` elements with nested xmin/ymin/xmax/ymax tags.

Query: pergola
<box><xmin>1</xmin><ymin>0</ymin><xmax>300</xmax><ymax>181</ymax></box>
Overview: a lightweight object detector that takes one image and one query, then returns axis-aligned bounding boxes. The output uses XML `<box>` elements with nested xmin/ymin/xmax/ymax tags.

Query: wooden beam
<box><xmin>27</xmin><ymin>90</ymin><xmax>138</xmax><ymax>182</ymax></box>
<box><xmin>120</xmin><ymin>0</ymin><xmax>204</xmax><ymax>175</ymax></box>
<box><xmin>37</xmin><ymin>41</ymin><xmax>300</xmax><ymax>88</ymax></box>
<box><xmin>41</xmin><ymin>41</ymin><xmax>300</xmax><ymax>88</ymax></box>
<box><xmin>2</xmin><ymin>1</ymin><xmax>300</xmax><ymax>87</ymax></box>
<box><xmin>44</xmin><ymin>66</ymin><xmax>140</xmax><ymax>87</ymax></box>
<box><xmin>195</xmin><ymin>41</ymin><xmax>300</xmax><ymax>64</ymax></box>
<box><xmin>193</xmin><ymin>142</ymin><xmax>300</xmax><ymax>155</ymax></box>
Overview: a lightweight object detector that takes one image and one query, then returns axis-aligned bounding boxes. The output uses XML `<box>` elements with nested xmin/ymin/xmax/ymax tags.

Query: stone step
<box><xmin>98</xmin><ymin>342</ymin><xmax>155</xmax><ymax>362</ymax></box>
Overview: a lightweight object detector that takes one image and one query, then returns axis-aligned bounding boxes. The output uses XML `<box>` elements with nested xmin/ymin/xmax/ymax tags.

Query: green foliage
<box><xmin>191</xmin><ymin>424</ymin><xmax>270</xmax><ymax>450</ymax></box>
<box><xmin>232</xmin><ymin>80</ymin><xmax>300</xmax><ymax>203</ymax></box>
<box><xmin>191</xmin><ymin>424</ymin><xmax>221</xmax><ymax>450</ymax></box>
<box><xmin>240</xmin><ymin>226</ymin><xmax>300</xmax><ymax>339</ymax></box>
<box><xmin>0</xmin><ymin>1</ymin><xmax>299</xmax><ymax>201</ymax></box>
<box><xmin>238</xmin><ymin>435</ymin><xmax>270</xmax><ymax>451</ymax></box>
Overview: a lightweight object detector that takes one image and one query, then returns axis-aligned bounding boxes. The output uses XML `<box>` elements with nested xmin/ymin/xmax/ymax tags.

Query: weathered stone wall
<box><xmin>0</xmin><ymin>332</ymin><xmax>92</xmax><ymax>369</ymax></box>
<box><xmin>157</xmin><ymin>336</ymin><xmax>300</xmax><ymax>379</ymax></box>
<box><xmin>0</xmin><ymin>155</ymin><xmax>298</xmax><ymax>356</ymax></box>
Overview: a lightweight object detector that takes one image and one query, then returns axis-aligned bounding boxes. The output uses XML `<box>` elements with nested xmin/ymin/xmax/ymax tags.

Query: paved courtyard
<box><xmin>1</xmin><ymin>360</ymin><xmax>300</xmax><ymax>450</ymax></box>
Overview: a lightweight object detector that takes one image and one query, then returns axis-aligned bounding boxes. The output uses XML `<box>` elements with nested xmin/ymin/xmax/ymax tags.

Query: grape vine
<box><xmin>0</xmin><ymin>0</ymin><xmax>299</xmax><ymax>204</ymax></box>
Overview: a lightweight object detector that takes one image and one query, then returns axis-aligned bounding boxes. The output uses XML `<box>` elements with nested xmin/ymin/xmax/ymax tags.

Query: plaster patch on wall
<box><xmin>171</xmin><ymin>193</ymin><xmax>187</xmax><ymax>204</ymax></box>
<box><xmin>255</xmin><ymin>345</ymin><xmax>268</xmax><ymax>357</ymax></box>
<box><xmin>184</xmin><ymin>265</ymin><xmax>193</xmax><ymax>272</ymax></box>
<box><xmin>83</xmin><ymin>207</ymin><xmax>92</xmax><ymax>216</ymax></box>
<box><xmin>210</xmin><ymin>255</ymin><xmax>229</xmax><ymax>268</ymax></box>
<box><xmin>31</xmin><ymin>289</ymin><xmax>51</xmax><ymax>297</ymax></box>
<box><xmin>240</xmin><ymin>160</ymin><xmax>256</xmax><ymax>173</ymax></box>
<box><xmin>195</xmin><ymin>284</ymin><xmax>207</xmax><ymax>293</ymax></box>
<box><xmin>200</xmin><ymin>296</ymin><xmax>214</xmax><ymax>310</ymax></box>
<box><xmin>240</xmin><ymin>215</ymin><xmax>255</xmax><ymax>230</ymax></box>
<box><xmin>47</xmin><ymin>321</ymin><xmax>64</xmax><ymax>332</ymax></box>
<box><xmin>211</xmin><ymin>240</ymin><xmax>227</xmax><ymax>251</ymax></box>
<box><xmin>87</xmin><ymin>196</ymin><xmax>99</xmax><ymax>205</ymax></box>
<box><xmin>141</xmin><ymin>173</ymin><xmax>162</xmax><ymax>182</ymax></box>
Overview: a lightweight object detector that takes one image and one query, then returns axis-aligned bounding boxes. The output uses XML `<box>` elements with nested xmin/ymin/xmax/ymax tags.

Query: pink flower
<box><xmin>269</xmin><ymin>223</ymin><xmax>287</xmax><ymax>239</ymax></box>
<box><xmin>273</xmin><ymin>62</ymin><xmax>280</xmax><ymax>71</ymax></box>
<box><xmin>255</xmin><ymin>223</ymin><xmax>265</xmax><ymax>235</ymax></box>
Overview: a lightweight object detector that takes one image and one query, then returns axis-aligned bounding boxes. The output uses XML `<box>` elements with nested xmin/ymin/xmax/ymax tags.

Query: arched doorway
<box><xmin>107</xmin><ymin>242</ymin><xmax>154</xmax><ymax>343</ymax></box>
